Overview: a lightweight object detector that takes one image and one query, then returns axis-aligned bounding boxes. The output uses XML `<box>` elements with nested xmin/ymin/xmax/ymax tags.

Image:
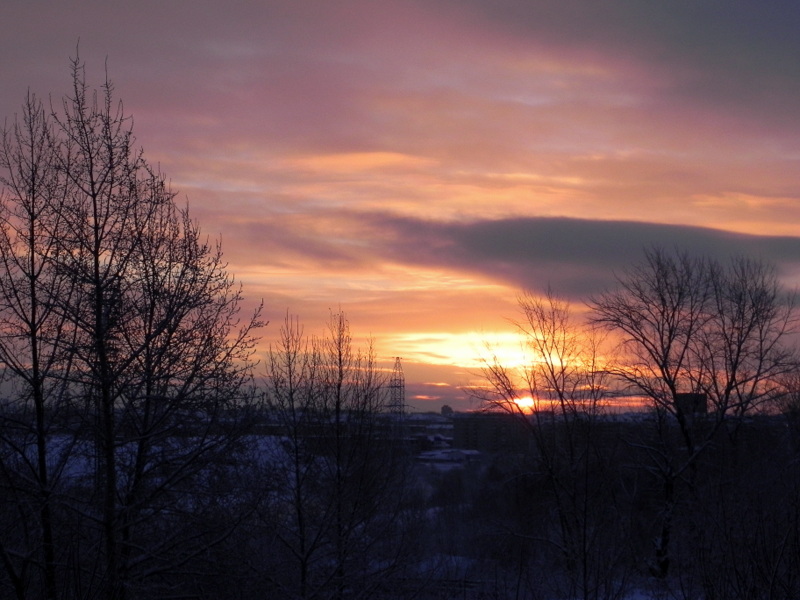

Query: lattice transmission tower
<box><xmin>388</xmin><ymin>357</ymin><xmax>405</xmax><ymax>416</ymax></box>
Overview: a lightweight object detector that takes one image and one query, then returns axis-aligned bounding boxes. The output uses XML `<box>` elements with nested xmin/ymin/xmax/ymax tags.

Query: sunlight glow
<box><xmin>514</xmin><ymin>395</ymin><xmax>536</xmax><ymax>411</ymax></box>
<box><xmin>384</xmin><ymin>331</ymin><xmax>531</xmax><ymax>370</ymax></box>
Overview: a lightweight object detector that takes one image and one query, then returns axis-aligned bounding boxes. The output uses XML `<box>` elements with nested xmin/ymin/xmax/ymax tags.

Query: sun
<box><xmin>514</xmin><ymin>396</ymin><xmax>536</xmax><ymax>411</ymax></box>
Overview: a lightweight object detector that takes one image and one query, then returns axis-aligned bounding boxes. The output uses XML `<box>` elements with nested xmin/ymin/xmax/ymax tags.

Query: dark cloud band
<box><xmin>367</xmin><ymin>214</ymin><xmax>800</xmax><ymax>298</ymax></box>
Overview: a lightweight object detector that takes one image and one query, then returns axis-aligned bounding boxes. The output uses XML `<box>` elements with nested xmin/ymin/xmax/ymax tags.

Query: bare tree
<box><xmin>701</xmin><ymin>256</ymin><xmax>798</xmax><ymax>419</ymax></box>
<box><xmin>0</xmin><ymin>91</ymin><xmax>79</xmax><ymax>600</ymax></box>
<box><xmin>590</xmin><ymin>250</ymin><xmax>712</xmax><ymax>441</ymax></box>
<box><xmin>590</xmin><ymin>247</ymin><xmax>799</xmax><ymax>579</ymax></box>
<box><xmin>477</xmin><ymin>288</ymin><xmax>609</xmax><ymax>427</ymax></box>
<box><xmin>475</xmin><ymin>290</ymin><xmax>628</xmax><ymax>600</ymax></box>
<box><xmin>259</xmin><ymin>311</ymin><xmax>414</xmax><ymax>599</ymax></box>
<box><xmin>592</xmin><ymin>248</ymin><xmax>797</xmax><ymax>441</ymax></box>
<box><xmin>260</xmin><ymin>313</ymin><xmax>323</xmax><ymax>599</ymax></box>
<box><xmin>0</xmin><ymin>57</ymin><xmax>263</xmax><ymax>599</ymax></box>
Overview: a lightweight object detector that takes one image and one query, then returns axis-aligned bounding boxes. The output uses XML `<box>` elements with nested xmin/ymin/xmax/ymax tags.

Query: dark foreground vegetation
<box><xmin>1</xmin><ymin>60</ymin><xmax>799</xmax><ymax>599</ymax></box>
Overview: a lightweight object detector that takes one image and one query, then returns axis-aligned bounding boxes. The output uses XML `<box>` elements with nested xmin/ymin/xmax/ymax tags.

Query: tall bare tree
<box><xmin>590</xmin><ymin>247</ymin><xmax>799</xmax><ymax>578</ymax></box>
<box><xmin>259</xmin><ymin>311</ymin><xmax>414</xmax><ymax>599</ymax></box>
<box><xmin>0</xmin><ymin>58</ymin><xmax>263</xmax><ymax>599</ymax></box>
<box><xmin>476</xmin><ymin>290</ymin><xmax>627</xmax><ymax>600</ymax></box>
<box><xmin>0</xmin><ymin>89</ymin><xmax>82</xmax><ymax>600</ymax></box>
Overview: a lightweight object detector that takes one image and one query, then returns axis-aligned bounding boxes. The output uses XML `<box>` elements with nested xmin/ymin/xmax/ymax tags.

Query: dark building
<box><xmin>452</xmin><ymin>412</ymin><xmax>530</xmax><ymax>453</ymax></box>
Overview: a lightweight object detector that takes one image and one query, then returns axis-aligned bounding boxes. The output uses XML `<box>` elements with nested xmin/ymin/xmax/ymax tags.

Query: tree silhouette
<box><xmin>0</xmin><ymin>57</ymin><xmax>263</xmax><ymax>599</ymax></box>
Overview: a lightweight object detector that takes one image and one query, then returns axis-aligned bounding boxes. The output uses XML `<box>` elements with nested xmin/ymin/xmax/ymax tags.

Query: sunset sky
<box><xmin>3</xmin><ymin>1</ymin><xmax>800</xmax><ymax>410</ymax></box>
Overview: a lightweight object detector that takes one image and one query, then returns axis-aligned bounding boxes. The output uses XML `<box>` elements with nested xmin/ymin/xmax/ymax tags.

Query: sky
<box><xmin>3</xmin><ymin>0</ymin><xmax>800</xmax><ymax>410</ymax></box>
